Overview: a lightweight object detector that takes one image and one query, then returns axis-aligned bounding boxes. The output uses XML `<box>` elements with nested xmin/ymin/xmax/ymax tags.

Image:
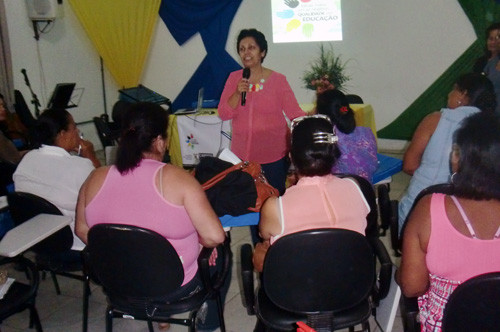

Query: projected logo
<box><xmin>185</xmin><ymin>134</ymin><xmax>199</xmax><ymax>149</ymax></box>
<box><xmin>272</xmin><ymin>0</ymin><xmax>342</xmax><ymax>43</ymax></box>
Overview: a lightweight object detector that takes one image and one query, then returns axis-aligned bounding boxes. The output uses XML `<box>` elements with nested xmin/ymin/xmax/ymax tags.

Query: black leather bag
<box><xmin>194</xmin><ymin>157</ymin><xmax>257</xmax><ymax>217</ymax></box>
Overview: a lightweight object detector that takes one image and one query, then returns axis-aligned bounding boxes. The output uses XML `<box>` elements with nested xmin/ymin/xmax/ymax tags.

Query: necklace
<box><xmin>249</xmin><ymin>78</ymin><xmax>265</xmax><ymax>92</ymax></box>
<box><xmin>249</xmin><ymin>67</ymin><xmax>266</xmax><ymax>92</ymax></box>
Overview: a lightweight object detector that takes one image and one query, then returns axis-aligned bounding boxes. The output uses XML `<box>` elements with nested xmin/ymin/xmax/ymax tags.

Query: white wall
<box><xmin>5</xmin><ymin>0</ymin><xmax>476</xmax><ymax>149</ymax></box>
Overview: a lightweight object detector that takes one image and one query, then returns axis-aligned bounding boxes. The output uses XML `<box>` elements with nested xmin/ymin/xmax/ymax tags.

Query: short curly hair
<box><xmin>237</xmin><ymin>29</ymin><xmax>268</xmax><ymax>63</ymax></box>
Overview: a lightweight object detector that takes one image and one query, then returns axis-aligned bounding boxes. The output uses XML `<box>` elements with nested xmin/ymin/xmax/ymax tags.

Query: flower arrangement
<box><xmin>302</xmin><ymin>44</ymin><xmax>350</xmax><ymax>94</ymax></box>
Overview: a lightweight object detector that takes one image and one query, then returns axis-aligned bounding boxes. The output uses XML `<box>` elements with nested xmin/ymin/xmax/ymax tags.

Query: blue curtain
<box><xmin>159</xmin><ymin>0</ymin><xmax>243</xmax><ymax>110</ymax></box>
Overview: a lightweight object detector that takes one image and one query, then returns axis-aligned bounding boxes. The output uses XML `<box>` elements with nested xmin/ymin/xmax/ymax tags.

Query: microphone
<box><xmin>21</xmin><ymin>69</ymin><xmax>29</xmax><ymax>86</ymax></box>
<box><xmin>241</xmin><ymin>68</ymin><xmax>250</xmax><ymax>106</ymax></box>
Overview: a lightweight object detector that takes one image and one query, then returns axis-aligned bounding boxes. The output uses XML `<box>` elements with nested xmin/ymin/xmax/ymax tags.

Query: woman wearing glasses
<box><xmin>252</xmin><ymin>115</ymin><xmax>370</xmax><ymax>272</ymax></box>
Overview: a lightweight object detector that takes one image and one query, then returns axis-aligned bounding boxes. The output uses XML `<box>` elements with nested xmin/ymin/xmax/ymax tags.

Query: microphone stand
<box><xmin>21</xmin><ymin>69</ymin><xmax>41</xmax><ymax>118</ymax></box>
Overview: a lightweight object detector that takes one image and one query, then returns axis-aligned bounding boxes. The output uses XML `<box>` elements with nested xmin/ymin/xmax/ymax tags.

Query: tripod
<box><xmin>20</xmin><ymin>68</ymin><xmax>41</xmax><ymax>118</ymax></box>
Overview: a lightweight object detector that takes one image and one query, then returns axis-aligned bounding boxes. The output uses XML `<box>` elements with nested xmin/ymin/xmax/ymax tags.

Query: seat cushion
<box><xmin>256</xmin><ymin>287</ymin><xmax>372</xmax><ymax>331</ymax></box>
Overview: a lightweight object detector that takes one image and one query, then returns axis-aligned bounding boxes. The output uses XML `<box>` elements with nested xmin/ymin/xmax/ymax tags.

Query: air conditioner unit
<box><xmin>26</xmin><ymin>0</ymin><xmax>57</xmax><ymax>21</ymax></box>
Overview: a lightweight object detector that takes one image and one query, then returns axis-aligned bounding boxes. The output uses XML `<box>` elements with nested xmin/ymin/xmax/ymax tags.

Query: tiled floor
<box><xmin>1</xmin><ymin>151</ymin><xmax>411</xmax><ymax>332</ymax></box>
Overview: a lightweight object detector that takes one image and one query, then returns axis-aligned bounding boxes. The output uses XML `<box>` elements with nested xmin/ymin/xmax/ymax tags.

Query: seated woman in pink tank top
<box><xmin>397</xmin><ymin>112</ymin><xmax>500</xmax><ymax>332</ymax></box>
<box><xmin>252</xmin><ymin>115</ymin><xmax>370</xmax><ymax>272</ymax></box>
<box><xmin>75</xmin><ymin>102</ymin><xmax>226</xmax><ymax>331</ymax></box>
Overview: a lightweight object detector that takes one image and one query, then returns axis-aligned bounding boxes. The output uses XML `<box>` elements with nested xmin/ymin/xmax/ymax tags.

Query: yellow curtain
<box><xmin>68</xmin><ymin>0</ymin><xmax>161</xmax><ymax>88</ymax></box>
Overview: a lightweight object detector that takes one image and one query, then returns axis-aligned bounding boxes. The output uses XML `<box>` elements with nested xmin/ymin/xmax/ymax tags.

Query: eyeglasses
<box><xmin>290</xmin><ymin>114</ymin><xmax>338</xmax><ymax>145</ymax></box>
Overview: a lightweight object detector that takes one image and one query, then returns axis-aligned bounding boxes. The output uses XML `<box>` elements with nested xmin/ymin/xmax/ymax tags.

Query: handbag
<box><xmin>201</xmin><ymin>161</ymin><xmax>279</xmax><ymax>212</ymax></box>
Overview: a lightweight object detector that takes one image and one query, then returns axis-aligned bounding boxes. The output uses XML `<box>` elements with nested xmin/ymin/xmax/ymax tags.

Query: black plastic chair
<box><xmin>0</xmin><ymin>256</ymin><xmax>43</xmax><ymax>332</ymax></box>
<box><xmin>345</xmin><ymin>94</ymin><xmax>364</xmax><ymax>104</ymax></box>
<box><xmin>377</xmin><ymin>184</ymin><xmax>400</xmax><ymax>257</ymax></box>
<box><xmin>380</xmin><ymin>183</ymin><xmax>455</xmax><ymax>257</ymax></box>
<box><xmin>336</xmin><ymin>174</ymin><xmax>379</xmax><ymax>239</ymax></box>
<box><xmin>93</xmin><ymin>115</ymin><xmax>117</xmax><ymax>149</ymax></box>
<box><xmin>335</xmin><ymin>175</ymin><xmax>393</xmax><ymax>304</ymax></box>
<box><xmin>13</xmin><ymin>90</ymin><xmax>37</xmax><ymax>131</ymax></box>
<box><xmin>84</xmin><ymin>224</ymin><xmax>230</xmax><ymax>332</ymax></box>
<box><xmin>442</xmin><ymin>272</ymin><xmax>500</xmax><ymax>331</ymax></box>
<box><xmin>240</xmin><ymin>228</ymin><xmax>392</xmax><ymax>331</ymax></box>
<box><xmin>6</xmin><ymin>192</ymin><xmax>85</xmax><ymax>295</ymax></box>
<box><xmin>0</xmin><ymin>161</ymin><xmax>16</xmax><ymax>196</ymax></box>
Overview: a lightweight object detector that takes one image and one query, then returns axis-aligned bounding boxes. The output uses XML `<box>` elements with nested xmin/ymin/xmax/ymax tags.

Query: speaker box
<box><xmin>26</xmin><ymin>0</ymin><xmax>57</xmax><ymax>21</ymax></box>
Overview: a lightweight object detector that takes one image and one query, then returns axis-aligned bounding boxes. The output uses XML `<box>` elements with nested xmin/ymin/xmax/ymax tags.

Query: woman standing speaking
<box><xmin>218</xmin><ymin>29</ymin><xmax>305</xmax><ymax>195</ymax></box>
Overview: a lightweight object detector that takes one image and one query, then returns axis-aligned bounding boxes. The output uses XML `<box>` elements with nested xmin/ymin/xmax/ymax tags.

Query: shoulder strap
<box><xmin>495</xmin><ymin>226</ymin><xmax>500</xmax><ymax>239</ymax></box>
<box><xmin>201</xmin><ymin>162</ymin><xmax>245</xmax><ymax>190</ymax></box>
<box><xmin>450</xmin><ymin>195</ymin><xmax>476</xmax><ymax>238</ymax></box>
<box><xmin>159</xmin><ymin>165</ymin><xmax>164</xmax><ymax>197</ymax></box>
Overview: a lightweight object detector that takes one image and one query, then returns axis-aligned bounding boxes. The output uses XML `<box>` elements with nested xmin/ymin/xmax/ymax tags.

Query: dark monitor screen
<box><xmin>48</xmin><ymin>83</ymin><xmax>76</xmax><ymax>109</ymax></box>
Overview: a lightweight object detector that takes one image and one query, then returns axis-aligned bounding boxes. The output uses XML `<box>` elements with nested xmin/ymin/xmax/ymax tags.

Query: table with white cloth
<box><xmin>167</xmin><ymin>109</ymin><xmax>231</xmax><ymax>167</ymax></box>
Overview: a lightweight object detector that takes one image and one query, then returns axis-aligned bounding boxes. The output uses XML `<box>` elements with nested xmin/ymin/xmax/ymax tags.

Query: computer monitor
<box><xmin>47</xmin><ymin>83</ymin><xmax>76</xmax><ymax>109</ymax></box>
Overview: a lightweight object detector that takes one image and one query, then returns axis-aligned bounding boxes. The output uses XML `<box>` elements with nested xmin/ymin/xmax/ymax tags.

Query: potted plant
<box><xmin>302</xmin><ymin>44</ymin><xmax>350</xmax><ymax>95</ymax></box>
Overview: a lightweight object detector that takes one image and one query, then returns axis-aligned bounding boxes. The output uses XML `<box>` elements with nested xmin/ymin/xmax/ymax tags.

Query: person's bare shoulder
<box><xmin>403</xmin><ymin>112</ymin><xmax>442</xmax><ymax>175</ymax></box>
<box><xmin>84</xmin><ymin>166</ymin><xmax>111</xmax><ymax>194</ymax></box>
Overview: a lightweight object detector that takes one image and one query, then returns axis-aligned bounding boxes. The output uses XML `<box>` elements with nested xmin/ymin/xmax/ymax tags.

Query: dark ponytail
<box><xmin>316</xmin><ymin>89</ymin><xmax>356</xmax><ymax>134</ymax></box>
<box><xmin>115</xmin><ymin>102</ymin><xmax>168</xmax><ymax>174</ymax></box>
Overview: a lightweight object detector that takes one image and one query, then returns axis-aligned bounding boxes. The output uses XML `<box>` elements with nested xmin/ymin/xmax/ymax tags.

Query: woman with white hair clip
<box><xmin>252</xmin><ymin>115</ymin><xmax>370</xmax><ymax>272</ymax></box>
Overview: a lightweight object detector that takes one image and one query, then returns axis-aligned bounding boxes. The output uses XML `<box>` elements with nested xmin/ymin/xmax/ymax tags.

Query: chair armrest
<box><xmin>240</xmin><ymin>243</ymin><xmax>256</xmax><ymax>315</ymax></box>
<box><xmin>369</xmin><ymin>237</ymin><xmax>392</xmax><ymax>303</ymax></box>
<box><xmin>401</xmin><ymin>294</ymin><xmax>420</xmax><ymax>332</ymax></box>
<box><xmin>389</xmin><ymin>200</ymin><xmax>401</xmax><ymax>256</ymax></box>
<box><xmin>377</xmin><ymin>184</ymin><xmax>391</xmax><ymax>235</ymax></box>
<box><xmin>81</xmin><ymin>247</ymin><xmax>100</xmax><ymax>285</ymax></box>
<box><xmin>198</xmin><ymin>236</ymin><xmax>232</xmax><ymax>293</ymax></box>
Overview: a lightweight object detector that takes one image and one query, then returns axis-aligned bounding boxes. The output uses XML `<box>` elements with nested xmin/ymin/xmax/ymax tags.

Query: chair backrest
<box><xmin>7</xmin><ymin>191</ymin><xmax>73</xmax><ymax>253</ymax></box>
<box><xmin>400</xmin><ymin>183</ymin><xmax>455</xmax><ymax>236</ymax></box>
<box><xmin>93</xmin><ymin>116</ymin><xmax>115</xmax><ymax>148</ymax></box>
<box><xmin>87</xmin><ymin>224</ymin><xmax>184</xmax><ymax>299</ymax></box>
<box><xmin>262</xmin><ymin>228</ymin><xmax>374</xmax><ymax>313</ymax></box>
<box><xmin>0</xmin><ymin>161</ymin><xmax>16</xmax><ymax>196</ymax></box>
<box><xmin>13</xmin><ymin>90</ymin><xmax>37</xmax><ymax>130</ymax></box>
<box><xmin>345</xmin><ymin>94</ymin><xmax>364</xmax><ymax>104</ymax></box>
<box><xmin>442</xmin><ymin>272</ymin><xmax>500</xmax><ymax>331</ymax></box>
<box><xmin>336</xmin><ymin>174</ymin><xmax>378</xmax><ymax>238</ymax></box>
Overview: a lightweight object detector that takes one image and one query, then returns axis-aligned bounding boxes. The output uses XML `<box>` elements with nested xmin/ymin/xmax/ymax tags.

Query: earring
<box><xmin>451</xmin><ymin>172</ymin><xmax>457</xmax><ymax>183</ymax></box>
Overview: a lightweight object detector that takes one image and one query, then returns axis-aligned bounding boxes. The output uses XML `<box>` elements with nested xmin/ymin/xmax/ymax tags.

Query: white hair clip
<box><xmin>313</xmin><ymin>132</ymin><xmax>338</xmax><ymax>144</ymax></box>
